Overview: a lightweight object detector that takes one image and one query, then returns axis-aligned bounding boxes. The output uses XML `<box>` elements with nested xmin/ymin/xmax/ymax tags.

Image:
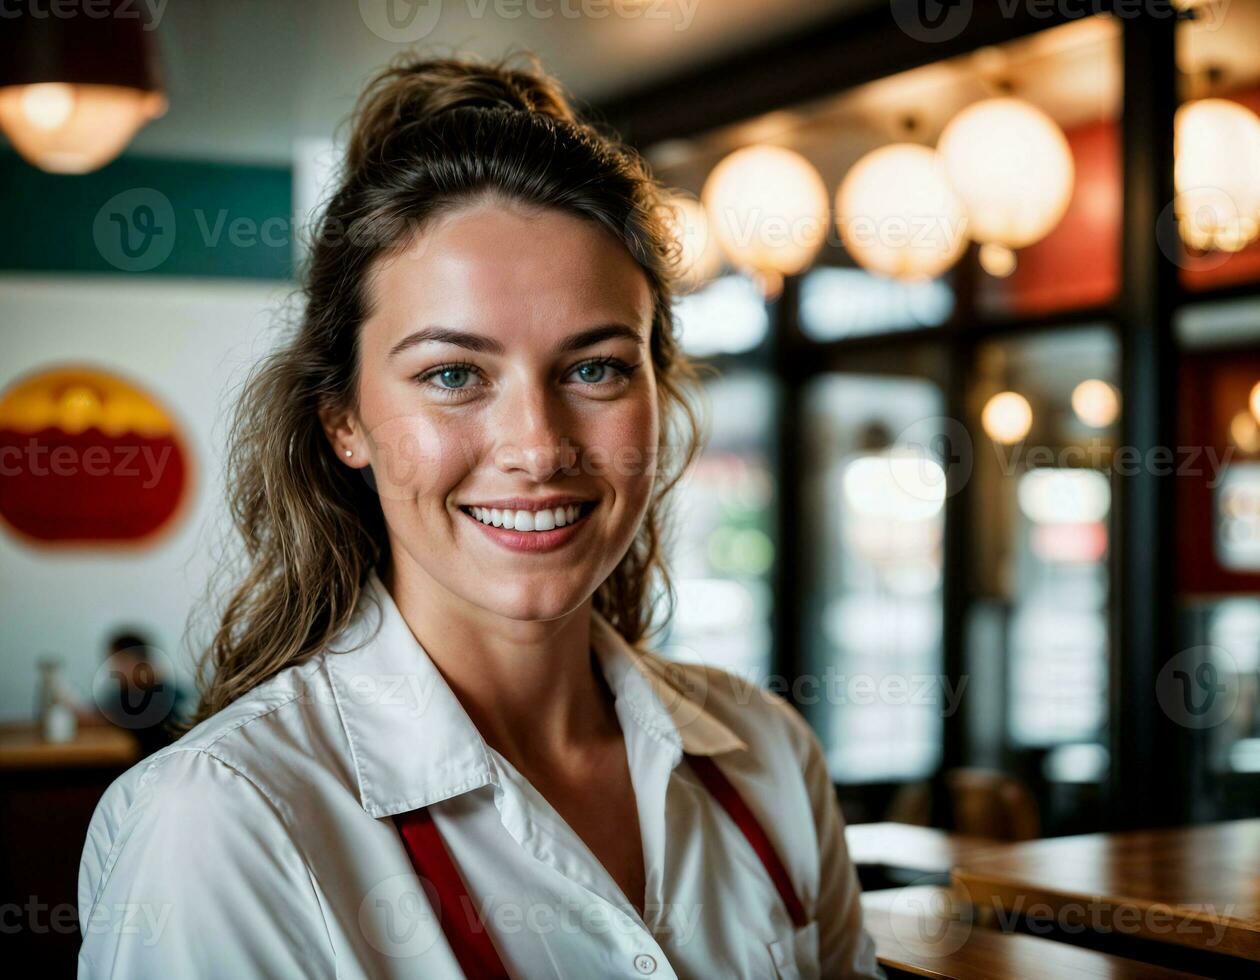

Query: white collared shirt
<box><xmin>78</xmin><ymin>571</ymin><xmax>882</xmax><ymax>979</ymax></box>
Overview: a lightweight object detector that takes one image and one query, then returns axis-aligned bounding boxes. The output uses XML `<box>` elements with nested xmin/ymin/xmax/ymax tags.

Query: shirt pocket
<box><xmin>766</xmin><ymin>918</ymin><xmax>820</xmax><ymax>980</ymax></box>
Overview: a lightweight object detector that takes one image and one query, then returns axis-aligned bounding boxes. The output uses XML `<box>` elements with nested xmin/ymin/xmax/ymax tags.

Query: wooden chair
<box><xmin>945</xmin><ymin>768</ymin><xmax>1040</xmax><ymax>841</ymax></box>
<box><xmin>887</xmin><ymin>768</ymin><xmax>1041</xmax><ymax>841</ymax></box>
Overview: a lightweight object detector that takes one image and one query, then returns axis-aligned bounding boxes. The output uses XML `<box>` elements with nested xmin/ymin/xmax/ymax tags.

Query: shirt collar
<box><xmin>324</xmin><ymin>569</ymin><xmax>747</xmax><ymax>819</ymax></box>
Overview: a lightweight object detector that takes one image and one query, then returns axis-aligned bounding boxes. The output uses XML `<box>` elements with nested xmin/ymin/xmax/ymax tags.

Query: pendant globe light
<box><xmin>937</xmin><ymin>97</ymin><xmax>1075</xmax><ymax>275</ymax></box>
<box><xmin>702</xmin><ymin>144</ymin><xmax>829</xmax><ymax>298</ymax></box>
<box><xmin>1174</xmin><ymin>98</ymin><xmax>1260</xmax><ymax>253</ymax></box>
<box><xmin>0</xmin><ymin>3</ymin><xmax>166</xmax><ymax>174</ymax></box>
<box><xmin>836</xmin><ymin>142</ymin><xmax>969</xmax><ymax>281</ymax></box>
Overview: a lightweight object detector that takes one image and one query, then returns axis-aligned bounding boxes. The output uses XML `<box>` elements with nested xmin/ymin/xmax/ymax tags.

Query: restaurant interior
<box><xmin>2</xmin><ymin>0</ymin><xmax>1259</xmax><ymax>975</ymax></box>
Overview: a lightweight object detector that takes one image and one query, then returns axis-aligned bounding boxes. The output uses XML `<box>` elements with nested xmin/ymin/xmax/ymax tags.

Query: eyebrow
<box><xmin>386</xmin><ymin>323</ymin><xmax>645</xmax><ymax>360</ymax></box>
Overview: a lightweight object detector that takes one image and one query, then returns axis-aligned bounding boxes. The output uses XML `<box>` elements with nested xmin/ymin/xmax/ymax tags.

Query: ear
<box><xmin>318</xmin><ymin>399</ymin><xmax>368</xmax><ymax>468</ymax></box>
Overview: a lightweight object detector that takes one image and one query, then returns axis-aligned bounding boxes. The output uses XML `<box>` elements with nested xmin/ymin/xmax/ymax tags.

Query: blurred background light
<box><xmin>1216</xmin><ymin>463</ymin><xmax>1260</xmax><ymax>571</ymax></box>
<box><xmin>1232</xmin><ymin>410</ymin><xmax>1260</xmax><ymax>453</ymax></box>
<box><xmin>981</xmin><ymin>390</ymin><xmax>1034</xmax><ymax>444</ymax></box>
<box><xmin>836</xmin><ymin>143</ymin><xmax>969</xmax><ymax>281</ymax></box>
<box><xmin>1018</xmin><ymin>468</ymin><xmax>1112</xmax><ymax>525</ymax></box>
<box><xmin>1042</xmin><ymin>743</ymin><xmax>1110</xmax><ymax>783</ymax></box>
<box><xmin>1071</xmin><ymin>378</ymin><xmax>1121</xmax><ymax>428</ymax></box>
<box><xmin>842</xmin><ymin>453</ymin><xmax>947</xmax><ymax>523</ymax></box>
<box><xmin>978</xmin><ymin>241</ymin><xmax>1018</xmax><ymax>277</ymax></box>
<box><xmin>673</xmin><ymin>274</ymin><xmax>770</xmax><ymax>357</ymax></box>
<box><xmin>702</xmin><ymin>144</ymin><xmax>829</xmax><ymax>287</ymax></box>
<box><xmin>1174</xmin><ymin>98</ymin><xmax>1260</xmax><ymax>252</ymax></box>
<box><xmin>937</xmin><ymin>97</ymin><xmax>1076</xmax><ymax>268</ymax></box>
<box><xmin>0</xmin><ymin>84</ymin><xmax>166</xmax><ymax>175</ymax></box>
<box><xmin>799</xmin><ymin>267</ymin><xmax>954</xmax><ymax>340</ymax></box>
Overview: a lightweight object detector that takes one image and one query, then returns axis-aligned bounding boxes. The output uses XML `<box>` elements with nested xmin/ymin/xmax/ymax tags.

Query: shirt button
<box><xmin>633</xmin><ymin>952</ymin><xmax>657</xmax><ymax>975</ymax></box>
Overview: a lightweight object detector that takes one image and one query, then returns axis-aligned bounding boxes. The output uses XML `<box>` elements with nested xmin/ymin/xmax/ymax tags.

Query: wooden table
<box><xmin>845</xmin><ymin>822</ymin><xmax>1006</xmax><ymax>878</ymax></box>
<box><xmin>861</xmin><ymin>885</ymin><xmax>1210</xmax><ymax>979</ymax></box>
<box><xmin>952</xmin><ymin>820</ymin><xmax>1260</xmax><ymax>963</ymax></box>
<box><xmin>0</xmin><ymin>721</ymin><xmax>142</xmax><ymax>977</ymax></box>
<box><xmin>0</xmin><ymin>723</ymin><xmax>140</xmax><ymax>770</ymax></box>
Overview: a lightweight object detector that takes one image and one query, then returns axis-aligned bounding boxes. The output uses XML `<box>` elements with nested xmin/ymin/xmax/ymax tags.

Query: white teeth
<box><xmin>465</xmin><ymin>503</ymin><xmax>588</xmax><ymax>531</ymax></box>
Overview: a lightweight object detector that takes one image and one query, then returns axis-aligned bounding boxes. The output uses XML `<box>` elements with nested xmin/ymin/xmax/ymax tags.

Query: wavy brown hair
<box><xmin>186</xmin><ymin>52</ymin><xmax>707</xmax><ymax>727</ymax></box>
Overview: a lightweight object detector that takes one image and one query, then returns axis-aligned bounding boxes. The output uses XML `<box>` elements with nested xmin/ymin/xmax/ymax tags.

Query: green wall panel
<box><xmin>0</xmin><ymin>153</ymin><xmax>293</xmax><ymax>280</ymax></box>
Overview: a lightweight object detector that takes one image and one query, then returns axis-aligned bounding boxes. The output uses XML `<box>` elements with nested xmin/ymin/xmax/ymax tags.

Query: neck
<box><xmin>381</xmin><ymin>556</ymin><xmax>621</xmax><ymax>771</ymax></box>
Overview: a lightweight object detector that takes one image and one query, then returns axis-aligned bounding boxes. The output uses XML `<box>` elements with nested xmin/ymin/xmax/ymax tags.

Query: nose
<box><xmin>492</xmin><ymin>382</ymin><xmax>576</xmax><ymax>482</ymax></box>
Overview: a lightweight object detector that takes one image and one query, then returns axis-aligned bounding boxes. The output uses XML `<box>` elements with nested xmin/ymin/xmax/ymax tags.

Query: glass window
<box><xmin>673</xmin><ymin>275</ymin><xmax>770</xmax><ymax>357</ymax></box>
<box><xmin>965</xmin><ymin>326</ymin><xmax>1119</xmax><ymax>832</ymax></box>
<box><xmin>799</xmin><ymin>267</ymin><xmax>953</xmax><ymax>341</ymax></box>
<box><xmin>1217</xmin><ymin>464</ymin><xmax>1260</xmax><ymax>571</ymax></box>
<box><xmin>1008</xmin><ymin>467</ymin><xmax>1111</xmax><ymax>746</ymax></box>
<box><xmin>1173</xmin><ymin>299</ymin><xmax>1260</xmax><ymax>820</ymax></box>
<box><xmin>660</xmin><ymin>371</ymin><xmax>776</xmax><ymax>682</ymax></box>
<box><xmin>1175</xmin><ymin>300</ymin><xmax>1260</xmax><ymax>593</ymax></box>
<box><xmin>803</xmin><ymin>374</ymin><xmax>947</xmax><ymax>783</ymax></box>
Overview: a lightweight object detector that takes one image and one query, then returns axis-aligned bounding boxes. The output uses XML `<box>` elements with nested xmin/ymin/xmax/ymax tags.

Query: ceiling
<box><xmin>649</xmin><ymin>16</ymin><xmax>1125</xmax><ymax>196</ymax></box>
<box><xmin>115</xmin><ymin>0</ymin><xmax>877</xmax><ymax>165</ymax></box>
<box><xmin>648</xmin><ymin>3</ymin><xmax>1260</xmax><ymax>196</ymax></box>
<box><xmin>9</xmin><ymin>0</ymin><xmax>1257</xmax><ymax>169</ymax></box>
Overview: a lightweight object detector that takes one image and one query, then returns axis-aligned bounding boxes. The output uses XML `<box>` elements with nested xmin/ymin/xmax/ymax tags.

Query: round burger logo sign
<box><xmin>0</xmin><ymin>366</ymin><xmax>192</xmax><ymax>546</ymax></box>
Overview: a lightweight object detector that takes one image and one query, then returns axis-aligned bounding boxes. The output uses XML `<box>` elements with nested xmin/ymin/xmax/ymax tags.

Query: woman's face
<box><xmin>332</xmin><ymin>200</ymin><xmax>659</xmax><ymax>623</ymax></box>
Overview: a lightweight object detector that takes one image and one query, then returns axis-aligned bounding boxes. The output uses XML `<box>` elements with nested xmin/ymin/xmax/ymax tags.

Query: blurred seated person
<box><xmin>88</xmin><ymin>629</ymin><xmax>190</xmax><ymax>758</ymax></box>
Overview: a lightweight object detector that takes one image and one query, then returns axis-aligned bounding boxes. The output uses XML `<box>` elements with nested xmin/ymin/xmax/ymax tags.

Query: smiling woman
<box><xmin>75</xmin><ymin>52</ymin><xmax>883</xmax><ymax>979</ymax></box>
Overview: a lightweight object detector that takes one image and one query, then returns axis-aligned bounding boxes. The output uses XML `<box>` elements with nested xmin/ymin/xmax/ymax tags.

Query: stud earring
<box><xmin>344</xmin><ymin>449</ymin><xmax>353</xmax><ymax>458</ymax></box>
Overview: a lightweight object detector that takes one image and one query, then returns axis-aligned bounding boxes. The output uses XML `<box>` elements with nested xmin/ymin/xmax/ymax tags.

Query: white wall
<box><xmin>0</xmin><ymin>275</ymin><xmax>291</xmax><ymax>721</ymax></box>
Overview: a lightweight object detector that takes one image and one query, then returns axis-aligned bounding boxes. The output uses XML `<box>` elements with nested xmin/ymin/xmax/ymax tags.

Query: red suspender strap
<box><xmin>683</xmin><ymin>751</ymin><xmax>810</xmax><ymax>929</ymax></box>
<box><xmin>392</xmin><ymin>754</ymin><xmax>808</xmax><ymax>979</ymax></box>
<box><xmin>392</xmin><ymin>807</ymin><xmax>511</xmax><ymax>980</ymax></box>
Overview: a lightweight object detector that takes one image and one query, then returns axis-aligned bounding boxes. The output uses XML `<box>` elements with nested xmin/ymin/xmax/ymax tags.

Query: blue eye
<box><xmin>576</xmin><ymin>362</ymin><xmax>608</xmax><ymax>383</ymax></box>
<box><xmin>435</xmin><ymin>367</ymin><xmax>471</xmax><ymax>389</ymax></box>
